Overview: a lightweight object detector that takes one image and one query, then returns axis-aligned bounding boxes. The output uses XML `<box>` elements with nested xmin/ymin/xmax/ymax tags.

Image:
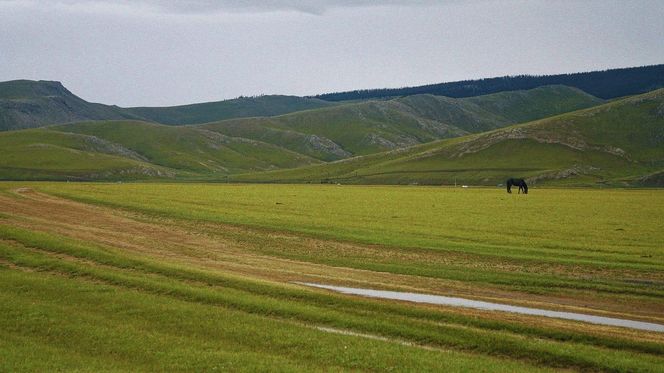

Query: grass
<box><xmin>3</xmin><ymin>259</ymin><xmax>536</xmax><ymax>372</ymax></box>
<box><xmin>1</xmin><ymin>182</ymin><xmax>663</xmax><ymax>371</ymax></box>
<box><xmin>32</xmin><ymin>183</ymin><xmax>664</xmax><ymax>305</ymax></box>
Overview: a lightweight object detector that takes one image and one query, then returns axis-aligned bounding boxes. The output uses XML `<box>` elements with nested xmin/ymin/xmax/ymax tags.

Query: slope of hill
<box><xmin>233</xmin><ymin>89</ymin><xmax>664</xmax><ymax>186</ymax></box>
<box><xmin>202</xmin><ymin>85</ymin><xmax>603</xmax><ymax>161</ymax></box>
<box><xmin>0</xmin><ymin>128</ymin><xmax>172</xmax><ymax>180</ymax></box>
<box><xmin>52</xmin><ymin>121</ymin><xmax>319</xmax><ymax>174</ymax></box>
<box><xmin>125</xmin><ymin>95</ymin><xmax>336</xmax><ymax>125</ymax></box>
<box><xmin>316</xmin><ymin>64</ymin><xmax>664</xmax><ymax>101</ymax></box>
<box><xmin>0</xmin><ymin>80</ymin><xmax>139</xmax><ymax>131</ymax></box>
<box><xmin>0</xmin><ymin>120</ymin><xmax>319</xmax><ymax>180</ymax></box>
<box><xmin>0</xmin><ymin>80</ymin><xmax>336</xmax><ymax>131</ymax></box>
<box><xmin>463</xmin><ymin>85</ymin><xmax>603</xmax><ymax>123</ymax></box>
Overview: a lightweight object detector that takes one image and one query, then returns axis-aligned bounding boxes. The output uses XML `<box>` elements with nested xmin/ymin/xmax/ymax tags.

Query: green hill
<box><xmin>2</xmin><ymin>82</ymin><xmax>650</xmax><ymax>185</ymax></box>
<box><xmin>0</xmin><ymin>120</ymin><xmax>319</xmax><ymax>180</ymax></box>
<box><xmin>202</xmin><ymin>85</ymin><xmax>603</xmax><ymax>161</ymax></box>
<box><xmin>463</xmin><ymin>85</ymin><xmax>604</xmax><ymax>123</ymax></box>
<box><xmin>125</xmin><ymin>95</ymin><xmax>336</xmax><ymax>125</ymax></box>
<box><xmin>0</xmin><ymin>128</ymin><xmax>172</xmax><ymax>180</ymax></box>
<box><xmin>233</xmin><ymin>89</ymin><xmax>664</xmax><ymax>186</ymax></box>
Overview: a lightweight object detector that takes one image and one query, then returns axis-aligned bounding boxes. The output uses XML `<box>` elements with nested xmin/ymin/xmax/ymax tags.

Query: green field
<box><xmin>1</xmin><ymin>182</ymin><xmax>663</xmax><ymax>371</ymax></box>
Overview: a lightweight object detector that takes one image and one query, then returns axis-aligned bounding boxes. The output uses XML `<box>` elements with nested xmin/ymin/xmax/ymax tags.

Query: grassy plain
<box><xmin>1</xmin><ymin>182</ymin><xmax>663</xmax><ymax>371</ymax></box>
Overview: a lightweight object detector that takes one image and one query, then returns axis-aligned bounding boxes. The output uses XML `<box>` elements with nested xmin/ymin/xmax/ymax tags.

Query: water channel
<box><xmin>295</xmin><ymin>282</ymin><xmax>664</xmax><ymax>333</ymax></box>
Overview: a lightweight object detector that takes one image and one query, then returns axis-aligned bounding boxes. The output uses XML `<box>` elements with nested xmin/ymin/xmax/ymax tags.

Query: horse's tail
<box><xmin>506</xmin><ymin>179</ymin><xmax>512</xmax><ymax>193</ymax></box>
<box><xmin>522</xmin><ymin>181</ymin><xmax>528</xmax><ymax>194</ymax></box>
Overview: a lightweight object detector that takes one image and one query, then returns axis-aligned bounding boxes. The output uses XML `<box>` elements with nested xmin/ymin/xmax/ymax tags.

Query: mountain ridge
<box><xmin>0</xmin><ymin>80</ymin><xmax>336</xmax><ymax>131</ymax></box>
<box><xmin>315</xmin><ymin>64</ymin><xmax>664</xmax><ymax>102</ymax></box>
<box><xmin>2</xmin><ymin>63</ymin><xmax>660</xmax><ymax>131</ymax></box>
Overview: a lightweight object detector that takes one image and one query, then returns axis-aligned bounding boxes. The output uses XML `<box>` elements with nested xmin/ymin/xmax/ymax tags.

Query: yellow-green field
<box><xmin>1</xmin><ymin>182</ymin><xmax>663</xmax><ymax>372</ymax></box>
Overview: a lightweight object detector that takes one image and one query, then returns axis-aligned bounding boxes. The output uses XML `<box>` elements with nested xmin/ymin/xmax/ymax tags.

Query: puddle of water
<box><xmin>295</xmin><ymin>282</ymin><xmax>664</xmax><ymax>333</ymax></box>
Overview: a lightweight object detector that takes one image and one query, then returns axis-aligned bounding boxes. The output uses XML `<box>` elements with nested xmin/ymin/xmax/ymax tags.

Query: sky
<box><xmin>1</xmin><ymin>0</ymin><xmax>663</xmax><ymax>107</ymax></box>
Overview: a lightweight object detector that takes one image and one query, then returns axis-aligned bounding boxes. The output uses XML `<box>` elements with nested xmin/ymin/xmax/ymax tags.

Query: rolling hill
<box><xmin>0</xmin><ymin>85</ymin><xmax>608</xmax><ymax>181</ymax></box>
<box><xmin>0</xmin><ymin>128</ymin><xmax>172</xmax><ymax>180</ymax></box>
<box><xmin>0</xmin><ymin>120</ymin><xmax>319</xmax><ymax>180</ymax></box>
<box><xmin>1</xmin><ymin>74</ymin><xmax>661</xmax><ymax>186</ymax></box>
<box><xmin>201</xmin><ymin>85</ymin><xmax>603</xmax><ymax>161</ymax></box>
<box><xmin>0</xmin><ymin>80</ymin><xmax>335</xmax><ymax>131</ymax></box>
<box><xmin>232</xmin><ymin>89</ymin><xmax>664</xmax><ymax>186</ymax></box>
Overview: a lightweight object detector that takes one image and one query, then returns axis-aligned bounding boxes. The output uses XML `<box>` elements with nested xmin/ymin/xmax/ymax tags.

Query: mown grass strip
<box><xmin>4</xmin><ymin>269</ymin><xmax>534</xmax><ymax>373</ymax></box>
<box><xmin>1</xmin><ymin>229</ymin><xmax>663</xmax><ymax>372</ymax></box>
<box><xmin>1</xmin><ymin>223</ymin><xmax>662</xmax><ymax>356</ymax></box>
<box><xmin>40</xmin><ymin>184</ymin><xmax>664</xmax><ymax>274</ymax></box>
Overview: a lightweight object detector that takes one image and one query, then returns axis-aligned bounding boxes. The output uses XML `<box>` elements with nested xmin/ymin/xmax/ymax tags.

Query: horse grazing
<box><xmin>506</xmin><ymin>178</ymin><xmax>528</xmax><ymax>194</ymax></box>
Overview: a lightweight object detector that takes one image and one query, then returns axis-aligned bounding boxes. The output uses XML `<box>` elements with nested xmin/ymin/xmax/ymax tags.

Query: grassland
<box><xmin>1</xmin><ymin>182</ymin><xmax>663</xmax><ymax>371</ymax></box>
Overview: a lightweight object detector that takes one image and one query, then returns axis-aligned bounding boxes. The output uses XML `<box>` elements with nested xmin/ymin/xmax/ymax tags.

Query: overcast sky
<box><xmin>1</xmin><ymin>0</ymin><xmax>663</xmax><ymax>107</ymax></box>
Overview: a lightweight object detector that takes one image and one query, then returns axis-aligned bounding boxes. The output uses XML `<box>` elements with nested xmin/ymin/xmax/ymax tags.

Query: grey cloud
<box><xmin>3</xmin><ymin>0</ymin><xmax>662</xmax><ymax>107</ymax></box>
<box><xmin>154</xmin><ymin>0</ymin><xmax>443</xmax><ymax>14</ymax></box>
<box><xmin>1</xmin><ymin>0</ymin><xmax>444</xmax><ymax>15</ymax></box>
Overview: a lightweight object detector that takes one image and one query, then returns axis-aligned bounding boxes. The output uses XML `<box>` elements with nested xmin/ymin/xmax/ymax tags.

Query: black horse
<box><xmin>506</xmin><ymin>178</ymin><xmax>528</xmax><ymax>194</ymax></box>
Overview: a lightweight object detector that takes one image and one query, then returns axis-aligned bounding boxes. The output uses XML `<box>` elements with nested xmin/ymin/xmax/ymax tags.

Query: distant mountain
<box><xmin>202</xmin><ymin>85</ymin><xmax>603</xmax><ymax>161</ymax></box>
<box><xmin>2</xmin><ymin>64</ymin><xmax>660</xmax><ymax>132</ymax></box>
<box><xmin>0</xmin><ymin>80</ymin><xmax>335</xmax><ymax>131</ymax></box>
<box><xmin>234</xmin><ymin>89</ymin><xmax>664</xmax><ymax>187</ymax></box>
<box><xmin>0</xmin><ymin>80</ymin><xmax>139</xmax><ymax>131</ymax></box>
<box><xmin>315</xmin><ymin>64</ymin><xmax>664</xmax><ymax>101</ymax></box>
<box><xmin>0</xmin><ymin>120</ymin><xmax>318</xmax><ymax>180</ymax></box>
